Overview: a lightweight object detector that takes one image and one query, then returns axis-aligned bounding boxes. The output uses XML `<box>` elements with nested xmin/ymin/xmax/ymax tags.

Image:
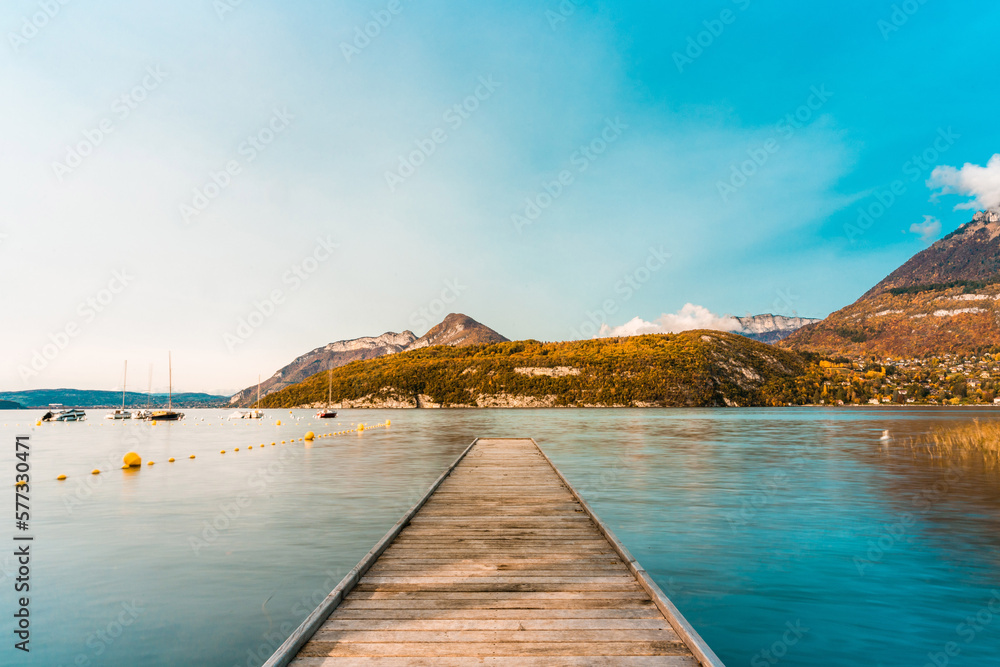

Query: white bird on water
<box><xmin>880</xmin><ymin>430</ymin><xmax>891</xmax><ymax>441</ymax></box>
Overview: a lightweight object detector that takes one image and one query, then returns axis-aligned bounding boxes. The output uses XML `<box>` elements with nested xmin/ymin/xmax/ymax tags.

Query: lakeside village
<box><xmin>791</xmin><ymin>352</ymin><xmax>1000</xmax><ymax>406</ymax></box>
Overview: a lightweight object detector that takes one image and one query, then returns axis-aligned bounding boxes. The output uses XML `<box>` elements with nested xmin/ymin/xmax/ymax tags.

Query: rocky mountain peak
<box><xmin>407</xmin><ymin>313</ymin><xmax>508</xmax><ymax>350</ymax></box>
<box><xmin>230</xmin><ymin>314</ymin><xmax>507</xmax><ymax>405</ymax></box>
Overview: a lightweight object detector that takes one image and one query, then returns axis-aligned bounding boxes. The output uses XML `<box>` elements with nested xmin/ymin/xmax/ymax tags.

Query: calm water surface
<box><xmin>1</xmin><ymin>408</ymin><xmax>998</xmax><ymax>666</ymax></box>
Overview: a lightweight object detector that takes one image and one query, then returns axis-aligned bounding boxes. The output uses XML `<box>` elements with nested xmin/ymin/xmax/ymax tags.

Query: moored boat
<box><xmin>316</xmin><ymin>365</ymin><xmax>337</xmax><ymax>419</ymax></box>
<box><xmin>152</xmin><ymin>352</ymin><xmax>184</xmax><ymax>421</ymax></box>
<box><xmin>105</xmin><ymin>361</ymin><xmax>132</xmax><ymax>420</ymax></box>
<box><xmin>229</xmin><ymin>375</ymin><xmax>264</xmax><ymax>419</ymax></box>
<box><xmin>41</xmin><ymin>408</ymin><xmax>87</xmax><ymax>422</ymax></box>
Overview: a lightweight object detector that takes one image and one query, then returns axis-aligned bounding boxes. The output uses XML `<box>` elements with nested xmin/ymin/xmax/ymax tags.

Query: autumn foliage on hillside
<box><xmin>259</xmin><ymin>331</ymin><xmax>806</xmax><ymax>409</ymax></box>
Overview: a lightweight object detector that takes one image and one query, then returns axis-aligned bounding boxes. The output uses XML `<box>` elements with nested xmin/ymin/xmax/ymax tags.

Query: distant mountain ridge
<box><xmin>732</xmin><ymin>314</ymin><xmax>821</xmax><ymax>343</ymax></box>
<box><xmin>784</xmin><ymin>209</ymin><xmax>1000</xmax><ymax>357</ymax></box>
<box><xmin>230</xmin><ymin>313</ymin><xmax>508</xmax><ymax>405</ymax></box>
<box><xmin>0</xmin><ymin>390</ymin><xmax>227</xmax><ymax>409</ymax></box>
<box><xmin>865</xmin><ymin>209</ymin><xmax>1000</xmax><ymax>296</ymax></box>
<box><xmin>258</xmin><ymin>330</ymin><xmax>805</xmax><ymax>409</ymax></box>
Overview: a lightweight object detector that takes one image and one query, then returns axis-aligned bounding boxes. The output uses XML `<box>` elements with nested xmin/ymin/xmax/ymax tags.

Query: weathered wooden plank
<box><xmin>291</xmin><ymin>657</ymin><xmax>699</xmax><ymax>666</ymax></box>
<box><xmin>348</xmin><ymin>591</ymin><xmax>651</xmax><ymax>600</ymax></box>
<box><xmin>320</xmin><ymin>619</ymin><xmax>673</xmax><ymax>631</ymax></box>
<box><xmin>330</xmin><ymin>608</ymin><xmax>664</xmax><ymax>620</ymax></box>
<box><xmin>338</xmin><ymin>599</ymin><xmax>661</xmax><ymax>610</ymax></box>
<box><xmin>299</xmin><ymin>641</ymin><xmax>693</xmax><ymax>657</ymax></box>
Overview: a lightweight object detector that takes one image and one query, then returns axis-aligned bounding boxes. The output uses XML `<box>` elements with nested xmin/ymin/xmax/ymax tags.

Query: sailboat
<box><xmin>105</xmin><ymin>361</ymin><xmax>132</xmax><ymax>419</ymax></box>
<box><xmin>134</xmin><ymin>364</ymin><xmax>153</xmax><ymax>420</ymax></box>
<box><xmin>228</xmin><ymin>375</ymin><xmax>264</xmax><ymax>419</ymax></box>
<box><xmin>315</xmin><ymin>366</ymin><xmax>337</xmax><ymax>419</ymax></box>
<box><xmin>150</xmin><ymin>352</ymin><xmax>184</xmax><ymax>421</ymax></box>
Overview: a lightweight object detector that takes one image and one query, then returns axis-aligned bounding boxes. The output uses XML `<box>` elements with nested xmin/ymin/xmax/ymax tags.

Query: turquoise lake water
<box><xmin>1</xmin><ymin>407</ymin><xmax>998</xmax><ymax>666</ymax></box>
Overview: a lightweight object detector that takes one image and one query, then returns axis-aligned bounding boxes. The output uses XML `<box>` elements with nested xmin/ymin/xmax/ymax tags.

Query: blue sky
<box><xmin>2</xmin><ymin>0</ymin><xmax>998</xmax><ymax>393</ymax></box>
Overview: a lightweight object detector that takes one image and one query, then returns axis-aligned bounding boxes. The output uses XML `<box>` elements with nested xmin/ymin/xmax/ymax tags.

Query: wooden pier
<box><xmin>265</xmin><ymin>438</ymin><xmax>724</xmax><ymax>666</ymax></box>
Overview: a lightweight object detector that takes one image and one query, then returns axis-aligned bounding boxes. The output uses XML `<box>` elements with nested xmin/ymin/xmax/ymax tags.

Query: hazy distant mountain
<box><xmin>785</xmin><ymin>209</ymin><xmax>1000</xmax><ymax>357</ymax></box>
<box><xmin>732</xmin><ymin>314</ymin><xmax>821</xmax><ymax>344</ymax></box>
<box><xmin>0</xmin><ymin>390</ymin><xmax>227</xmax><ymax>409</ymax></box>
<box><xmin>230</xmin><ymin>313</ymin><xmax>508</xmax><ymax>405</ymax></box>
<box><xmin>0</xmin><ymin>400</ymin><xmax>23</xmax><ymax>410</ymax></box>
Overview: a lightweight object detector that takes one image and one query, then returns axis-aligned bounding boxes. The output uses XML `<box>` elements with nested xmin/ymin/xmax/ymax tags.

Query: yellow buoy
<box><xmin>304</xmin><ymin>431</ymin><xmax>315</xmax><ymax>441</ymax></box>
<box><xmin>36</xmin><ymin>420</ymin><xmax>41</xmax><ymax>426</ymax></box>
<box><xmin>220</xmin><ymin>450</ymin><xmax>226</xmax><ymax>454</ymax></box>
<box><xmin>147</xmin><ymin>461</ymin><xmax>155</xmax><ymax>466</ymax></box>
<box><xmin>168</xmin><ymin>458</ymin><xmax>175</xmax><ymax>462</ymax></box>
<box><xmin>15</xmin><ymin>481</ymin><xmax>26</xmax><ymax>487</ymax></box>
<box><xmin>123</xmin><ymin>452</ymin><xmax>142</xmax><ymax>467</ymax></box>
<box><xmin>271</xmin><ymin>442</ymin><xmax>276</xmax><ymax>446</ymax></box>
<box><xmin>234</xmin><ymin>448</ymin><xmax>239</xmax><ymax>452</ymax></box>
<box><xmin>281</xmin><ymin>440</ymin><xmax>286</xmax><ymax>444</ymax></box>
<box><xmin>56</xmin><ymin>474</ymin><xmax>67</xmax><ymax>480</ymax></box>
<box><xmin>357</xmin><ymin>424</ymin><xmax>365</xmax><ymax>432</ymax></box>
<box><xmin>386</xmin><ymin>420</ymin><xmax>391</xmax><ymax>426</ymax></box>
<box><xmin>276</xmin><ymin>420</ymin><xmax>282</xmax><ymax>426</ymax></box>
<box><xmin>190</xmin><ymin>455</ymin><xmax>196</xmax><ymax>459</ymax></box>
<box><xmin>151</xmin><ymin>420</ymin><xmax>157</xmax><ymax>425</ymax></box>
<box><xmin>248</xmin><ymin>446</ymin><xmax>253</xmax><ymax>449</ymax></box>
<box><xmin>92</xmin><ymin>469</ymin><xmax>101</xmax><ymax>475</ymax></box>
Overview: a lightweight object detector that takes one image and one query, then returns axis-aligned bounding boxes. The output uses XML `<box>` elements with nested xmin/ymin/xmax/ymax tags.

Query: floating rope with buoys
<box><xmin>50</xmin><ymin>420</ymin><xmax>391</xmax><ymax>480</ymax></box>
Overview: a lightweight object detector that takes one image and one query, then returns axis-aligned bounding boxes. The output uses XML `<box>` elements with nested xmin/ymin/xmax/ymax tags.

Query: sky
<box><xmin>2</xmin><ymin>0</ymin><xmax>1000</xmax><ymax>394</ymax></box>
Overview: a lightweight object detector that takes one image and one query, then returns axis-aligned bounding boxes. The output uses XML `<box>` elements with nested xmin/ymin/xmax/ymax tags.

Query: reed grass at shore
<box><xmin>910</xmin><ymin>419</ymin><xmax>1000</xmax><ymax>468</ymax></box>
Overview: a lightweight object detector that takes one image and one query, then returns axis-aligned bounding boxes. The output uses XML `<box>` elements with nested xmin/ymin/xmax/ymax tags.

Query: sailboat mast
<box><xmin>121</xmin><ymin>360</ymin><xmax>127</xmax><ymax>411</ymax></box>
<box><xmin>147</xmin><ymin>364</ymin><xmax>152</xmax><ymax>409</ymax></box>
<box><xmin>168</xmin><ymin>351</ymin><xmax>173</xmax><ymax>410</ymax></box>
<box><xmin>327</xmin><ymin>365</ymin><xmax>333</xmax><ymax>409</ymax></box>
<box><xmin>256</xmin><ymin>374</ymin><xmax>261</xmax><ymax>409</ymax></box>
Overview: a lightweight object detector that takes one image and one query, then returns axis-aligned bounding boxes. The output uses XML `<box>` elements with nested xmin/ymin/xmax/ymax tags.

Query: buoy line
<box><xmin>50</xmin><ymin>420</ymin><xmax>391</xmax><ymax>480</ymax></box>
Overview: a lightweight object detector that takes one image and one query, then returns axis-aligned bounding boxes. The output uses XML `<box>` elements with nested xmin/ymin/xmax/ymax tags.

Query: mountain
<box><xmin>0</xmin><ymin>400</ymin><xmax>23</xmax><ymax>410</ymax></box>
<box><xmin>0</xmin><ymin>390</ymin><xmax>228</xmax><ymax>409</ymax></box>
<box><xmin>732</xmin><ymin>314</ymin><xmax>821</xmax><ymax>344</ymax></box>
<box><xmin>257</xmin><ymin>331</ymin><xmax>805</xmax><ymax>409</ymax></box>
<box><xmin>230</xmin><ymin>313</ymin><xmax>508</xmax><ymax>405</ymax></box>
<box><xmin>784</xmin><ymin>209</ymin><xmax>1000</xmax><ymax>357</ymax></box>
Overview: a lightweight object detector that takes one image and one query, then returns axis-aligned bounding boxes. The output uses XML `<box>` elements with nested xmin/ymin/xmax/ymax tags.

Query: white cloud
<box><xmin>909</xmin><ymin>215</ymin><xmax>941</xmax><ymax>244</ymax></box>
<box><xmin>597</xmin><ymin>304</ymin><xmax>740</xmax><ymax>338</ymax></box>
<box><xmin>927</xmin><ymin>153</ymin><xmax>1000</xmax><ymax>210</ymax></box>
